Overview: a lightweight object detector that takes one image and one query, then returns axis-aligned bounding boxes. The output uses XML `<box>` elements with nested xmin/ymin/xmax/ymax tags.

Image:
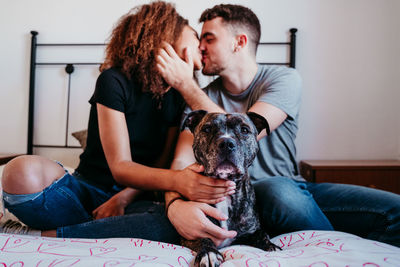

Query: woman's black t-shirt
<box><xmin>75</xmin><ymin>68</ymin><xmax>184</xmax><ymax>190</ymax></box>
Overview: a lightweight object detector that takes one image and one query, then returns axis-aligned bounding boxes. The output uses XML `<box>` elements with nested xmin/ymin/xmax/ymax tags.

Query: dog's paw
<box><xmin>265</xmin><ymin>240</ymin><xmax>282</xmax><ymax>252</ymax></box>
<box><xmin>195</xmin><ymin>250</ymin><xmax>224</xmax><ymax>267</ymax></box>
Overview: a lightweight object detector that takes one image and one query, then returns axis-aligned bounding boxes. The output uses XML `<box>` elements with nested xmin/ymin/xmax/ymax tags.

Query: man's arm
<box><xmin>165</xmin><ymin>130</ymin><xmax>237</xmax><ymax>246</ymax></box>
<box><xmin>164</xmin><ymin>105</ymin><xmax>285</xmax><ymax>245</ymax></box>
<box><xmin>165</xmin><ymin>130</ymin><xmax>196</xmax><ymax>207</ymax></box>
<box><xmin>156</xmin><ymin>43</ymin><xmax>288</xmax><ymax>139</ymax></box>
<box><xmin>249</xmin><ymin>101</ymin><xmax>287</xmax><ymax>140</ymax></box>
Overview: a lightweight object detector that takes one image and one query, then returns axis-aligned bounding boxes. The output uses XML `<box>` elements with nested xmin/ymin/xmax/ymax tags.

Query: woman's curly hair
<box><xmin>101</xmin><ymin>1</ymin><xmax>188</xmax><ymax>100</ymax></box>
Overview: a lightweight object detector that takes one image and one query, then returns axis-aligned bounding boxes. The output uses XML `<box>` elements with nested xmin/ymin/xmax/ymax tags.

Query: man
<box><xmin>157</xmin><ymin>4</ymin><xmax>400</xmax><ymax>247</ymax></box>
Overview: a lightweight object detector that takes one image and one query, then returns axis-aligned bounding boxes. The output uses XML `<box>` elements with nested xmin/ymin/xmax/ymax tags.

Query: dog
<box><xmin>181</xmin><ymin>110</ymin><xmax>281</xmax><ymax>267</ymax></box>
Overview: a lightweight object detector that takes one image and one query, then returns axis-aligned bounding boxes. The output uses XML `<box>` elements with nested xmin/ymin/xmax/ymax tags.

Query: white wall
<box><xmin>1</xmin><ymin>0</ymin><xmax>399</xmax><ymax>167</ymax></box>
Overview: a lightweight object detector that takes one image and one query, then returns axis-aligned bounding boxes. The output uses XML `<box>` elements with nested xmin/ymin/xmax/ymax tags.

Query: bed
<box><xmin>0</xmin><ymin>229</ymin><xmax>399</xmax><ymax>266</ymax></box>
<box><xmin>1</xmin><ymin>29</ymin><xmax>400</xmax><ymax>266</ymax></box>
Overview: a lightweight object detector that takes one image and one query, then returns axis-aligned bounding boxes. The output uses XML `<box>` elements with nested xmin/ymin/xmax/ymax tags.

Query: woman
<box><xmin>1</xmin><ymin>1</ymin><xmax>234</xmax><ymax>242</ymax></box>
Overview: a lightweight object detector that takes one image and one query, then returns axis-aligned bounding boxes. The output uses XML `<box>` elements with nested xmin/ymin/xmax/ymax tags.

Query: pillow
<box><xmin>71</xmin><ymin>130</ymin><xmax>88</xmax><ymax>149</ymax></box>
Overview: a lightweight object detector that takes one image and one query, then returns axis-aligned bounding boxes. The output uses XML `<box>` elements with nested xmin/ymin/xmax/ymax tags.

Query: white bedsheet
<box><xmin>1</xmin><ymin>230</ymin><xmax>399</xmax><ymax>266</ymax></box>
<box><xmin>1</xmin><ymin>165</ymin><xmax>400</xmax><ymax>266</ymax></box>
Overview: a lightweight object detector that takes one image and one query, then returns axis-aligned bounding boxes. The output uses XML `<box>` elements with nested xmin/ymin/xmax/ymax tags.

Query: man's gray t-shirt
<box><xmin>184</xmin><ymin>64</ymin><xmax>303</xmax><ymax>181</ymax></box>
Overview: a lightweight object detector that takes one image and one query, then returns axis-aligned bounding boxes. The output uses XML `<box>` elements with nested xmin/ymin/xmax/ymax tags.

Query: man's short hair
<box><xmin>199</xmin><ymin>4</ymin><xmax>261</xmax><ymax>54</ymax></box>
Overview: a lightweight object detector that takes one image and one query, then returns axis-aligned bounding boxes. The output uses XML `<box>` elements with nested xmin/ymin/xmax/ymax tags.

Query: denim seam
<box><xmin>55</xmin><ymin>160</ymin><xmax>69</xmax><ymax>173</ymax></box>
<box><xmin>55</xmin><ymin>187</ymin><xmax>92</xmax><ymax>221</ymax></box>
<box><xmin>56</xmin><ymin>228</ymin><xmax>63</xmax><ymax>238</ymax></box>
<box><xmin>4</xmin><ymin>173</ymin><xmax>70</xmax><ymax>207</ymax></box>
<box><xmin>37</xmin><ymin>173</ymin><xmax>69</xmax><ymax>203</ymax></box>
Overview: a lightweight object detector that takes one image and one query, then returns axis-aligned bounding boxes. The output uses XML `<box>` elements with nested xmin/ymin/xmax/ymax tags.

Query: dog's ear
<box><xmin>181</xmin><ymin>110</ymin><xmax>208</xmax><ymax>133</ymax></box>
<box><xmin>246</xmin><ymin>112</ymin><xmax>270</xmax><ymax>135</ymax></box>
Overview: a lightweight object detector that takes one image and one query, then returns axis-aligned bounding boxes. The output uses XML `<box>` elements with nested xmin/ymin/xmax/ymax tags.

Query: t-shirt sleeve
<box><xmin>258</xmin><ymin>67</ymin><xmax>302</xmax><ymax>120</ymax></box>
<box><xmin>90</xmin><ymin>69</ymin><xmax>127</xmax><ymax>113</ymax></box>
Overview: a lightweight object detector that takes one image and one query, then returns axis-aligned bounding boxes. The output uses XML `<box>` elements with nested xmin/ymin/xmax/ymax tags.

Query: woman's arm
<box><xmin>98</xmin><ymin>102</ymin><xmax>177</xmax><ymax>190</ymax></box>
<box><xmin>153</xmin><ymin>127</ymin><xmax>180</xmax><ymax>169</ymax></box>
<box><xmin>97</xmin><ymin>103</ymin><xmax>233</xmax><ymax>200</ymax></box>
<box><xmin>91</xmin><ymin>123</ymin><xmax>178</xmax><ymax>220</ymax></box>
<box><xmin>92</xmin><ymin>187</ymin><xmax>141</xmax><ymax>219</ymax></box>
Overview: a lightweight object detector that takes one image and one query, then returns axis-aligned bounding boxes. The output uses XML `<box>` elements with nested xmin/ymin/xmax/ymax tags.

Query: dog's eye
<box><xmin>241</xmin><ymin>126</ymin><xmax>250</xmax><ymax>134</ymax></box>
<box><xmin>202</xmin><ymin>126</ymin><xmax>211</xmax><ymax>133</ymax></box>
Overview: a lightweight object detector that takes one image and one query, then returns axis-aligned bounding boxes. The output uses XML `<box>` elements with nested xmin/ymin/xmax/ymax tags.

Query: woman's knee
<box><xmin>2</xmin><ymin>155</ymin><xmax>65</xmax><ymax>194</ymax></box>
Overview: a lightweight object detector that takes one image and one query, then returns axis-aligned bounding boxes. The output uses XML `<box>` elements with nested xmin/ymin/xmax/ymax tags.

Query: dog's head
<box><xmin>182</xmin><ymin>110</ymin><xmax>270</xmax><ymax>181</ymax></box>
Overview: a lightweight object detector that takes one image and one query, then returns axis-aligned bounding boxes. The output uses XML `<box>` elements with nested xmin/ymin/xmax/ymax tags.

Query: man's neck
<box><xmin>220</xmin><ymin>61</ymin><xmax>258</xmax><ymax>95</ymax></box>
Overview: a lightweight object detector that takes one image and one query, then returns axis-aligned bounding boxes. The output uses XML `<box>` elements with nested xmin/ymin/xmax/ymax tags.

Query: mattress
<box><xmin>1</xmin><ymin>230</ymin><xmax>399</xmax><ymax>266</ymax></box>
<box><xmin>1</xmin><ymin>164</ymin><xmax>399</xmax><ymax>266</ymax></box>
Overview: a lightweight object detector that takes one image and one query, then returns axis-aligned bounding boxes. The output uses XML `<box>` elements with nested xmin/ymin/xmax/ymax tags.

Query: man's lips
<box><xmin>201</xmin><ymin>54</ymin><xmax>207</xmax><ymax>63</ymax></box>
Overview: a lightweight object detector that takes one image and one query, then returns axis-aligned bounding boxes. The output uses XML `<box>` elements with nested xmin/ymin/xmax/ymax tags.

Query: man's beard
<box><xmin>202</xmin><ymin>63</ymin><xmax>223</xmax><ymax>76</ymax></box>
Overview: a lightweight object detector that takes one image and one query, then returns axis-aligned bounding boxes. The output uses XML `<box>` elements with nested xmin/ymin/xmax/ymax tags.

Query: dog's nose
<box><xmin>218</xmin><ymin>138</ymin><xmax>236</xmax><ymax>151</ymax></box>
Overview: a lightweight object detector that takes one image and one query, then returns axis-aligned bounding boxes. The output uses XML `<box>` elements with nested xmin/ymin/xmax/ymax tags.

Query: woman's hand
<box><xmin>167</xmin><ymin>199</ymin><xmax>237</xmax><ymax>246</ymax></box>
<box><xmin>174</xmin><ymin>163</ymin><xmax>236</xmax><ymax>204</ymax></box>
<box><xmin>92</xmin><ymin>195</ymin><xmax>126</xmax><ymax>220</ymax></box>
<box><xmin>92</xmin><ymin>188</ymin><xmax>141</xmax><ymax>220</ymax></box>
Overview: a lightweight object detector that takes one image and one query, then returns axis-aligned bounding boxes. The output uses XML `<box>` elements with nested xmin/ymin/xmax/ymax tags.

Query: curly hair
<box><xmin>101</xmin><ymin>1</ymin><xmax>188</xmax><ymax>100</ymax></box>
<box><xmin>199</xmin><ymin>4</ymin><xmax>260</xmax><ymax>55</ymax></box>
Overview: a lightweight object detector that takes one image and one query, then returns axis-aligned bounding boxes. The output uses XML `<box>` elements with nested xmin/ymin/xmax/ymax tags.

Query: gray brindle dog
<box><xmin>182</xmin><ymin>110</ymin><xmax>281</xmax><ymax>267</ymax></box>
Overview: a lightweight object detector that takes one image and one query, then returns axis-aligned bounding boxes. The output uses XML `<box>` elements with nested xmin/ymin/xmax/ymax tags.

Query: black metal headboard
<box><xmin>27</xmin><ymin>28</ymin><xmax>298</xmax><ymax>155</ymax></box>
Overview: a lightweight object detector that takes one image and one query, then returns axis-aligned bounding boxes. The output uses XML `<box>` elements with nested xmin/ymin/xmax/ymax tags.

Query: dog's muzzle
<box><xmin>213</xmin><ymin>137</ymin><xmax>242</xmax><ymax>179</ymax></box>
<box><xmin>215</xmin><ymin>161</ymin><xmax>239</xmax><ymax>179</ymax></box>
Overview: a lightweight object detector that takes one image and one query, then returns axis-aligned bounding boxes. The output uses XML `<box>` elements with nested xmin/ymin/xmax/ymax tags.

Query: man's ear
<box><xmin>234</xmin><ymin>34</ymin><xmax>248</xmax><ymax>52</ymax></box>
<box><xmin>181</xmin><ymin>110</ymin><xmax>208</xmax><ymax>133</ymax></box>
<box><xmin>247</xmin><ymin>112</ymin><xmax>270</xmax><ymax>135</ymax></box>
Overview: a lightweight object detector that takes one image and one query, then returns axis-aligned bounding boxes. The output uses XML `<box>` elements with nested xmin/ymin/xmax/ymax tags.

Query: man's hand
<box><xmin>175</xmin><ymin>163</ymin><xmax>236</xmax><ymax>204</ymax></box>
<box><xmin>156</xmin><ymin>42</ymin><xmax>194</xmax><ymax>91</ymax></box>
<box><xmin>156</xmin><ymin>44</ymin><xmax>223</xmax><ymax>112</ymax></box>
<box><xmin>167</xmin><ymin>199</ymin><xmax>237</xmax><ymax>246</ymax></box>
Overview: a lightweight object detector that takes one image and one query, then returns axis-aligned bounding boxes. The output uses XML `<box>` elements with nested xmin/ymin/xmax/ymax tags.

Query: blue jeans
<box><xmin>3</xmin><ymin>171</ymin><xmax>179</xmax><ymax>244</ymax></box>
<box><xmin>3</xmin><ymin>172</ymin><xmax>119</xmax><ymax>230</ymax></box>
<box><xmin>57</xmin><ymin>200</ymin><xmax>180</xmax><ymax>244</ymax></box>
<box><xmin>253</xmin><ymin>177</ymin><xmax>400</xmax><ymax>247</ymax></box>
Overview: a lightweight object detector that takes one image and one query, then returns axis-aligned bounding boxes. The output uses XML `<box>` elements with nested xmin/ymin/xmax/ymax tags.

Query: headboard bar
<box><xmin>27</xmin><ymin>31</ymin><xmax>38</xmax><ymax>155</ymax></box>
<box><xmin>27</xmin><ymin>31</ymin><xmax>105</xmax><ymax>154</ymax></box>
<box><xmin>37</xmin><ymin>43</ymin><xmax>106</xmax><ymax>47</ymax></box>
<box><xmin>36</xmin><ymin>63</ymin><xmax>103</xmax><ymax>66</ymax></box>
<box><xmin>64</xmin><ymin>64</ymin><xmax>74</xmax><ymax>148</ymax></box>
<box><xmin>289</xmin><ymin>28</ymin><xmax>297</xmax><ymax>68</ymax></box>
<box><xmin>258</xmin><ymin>28</ymin><xmax>297</xmax><ymax>68</ymax></box>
